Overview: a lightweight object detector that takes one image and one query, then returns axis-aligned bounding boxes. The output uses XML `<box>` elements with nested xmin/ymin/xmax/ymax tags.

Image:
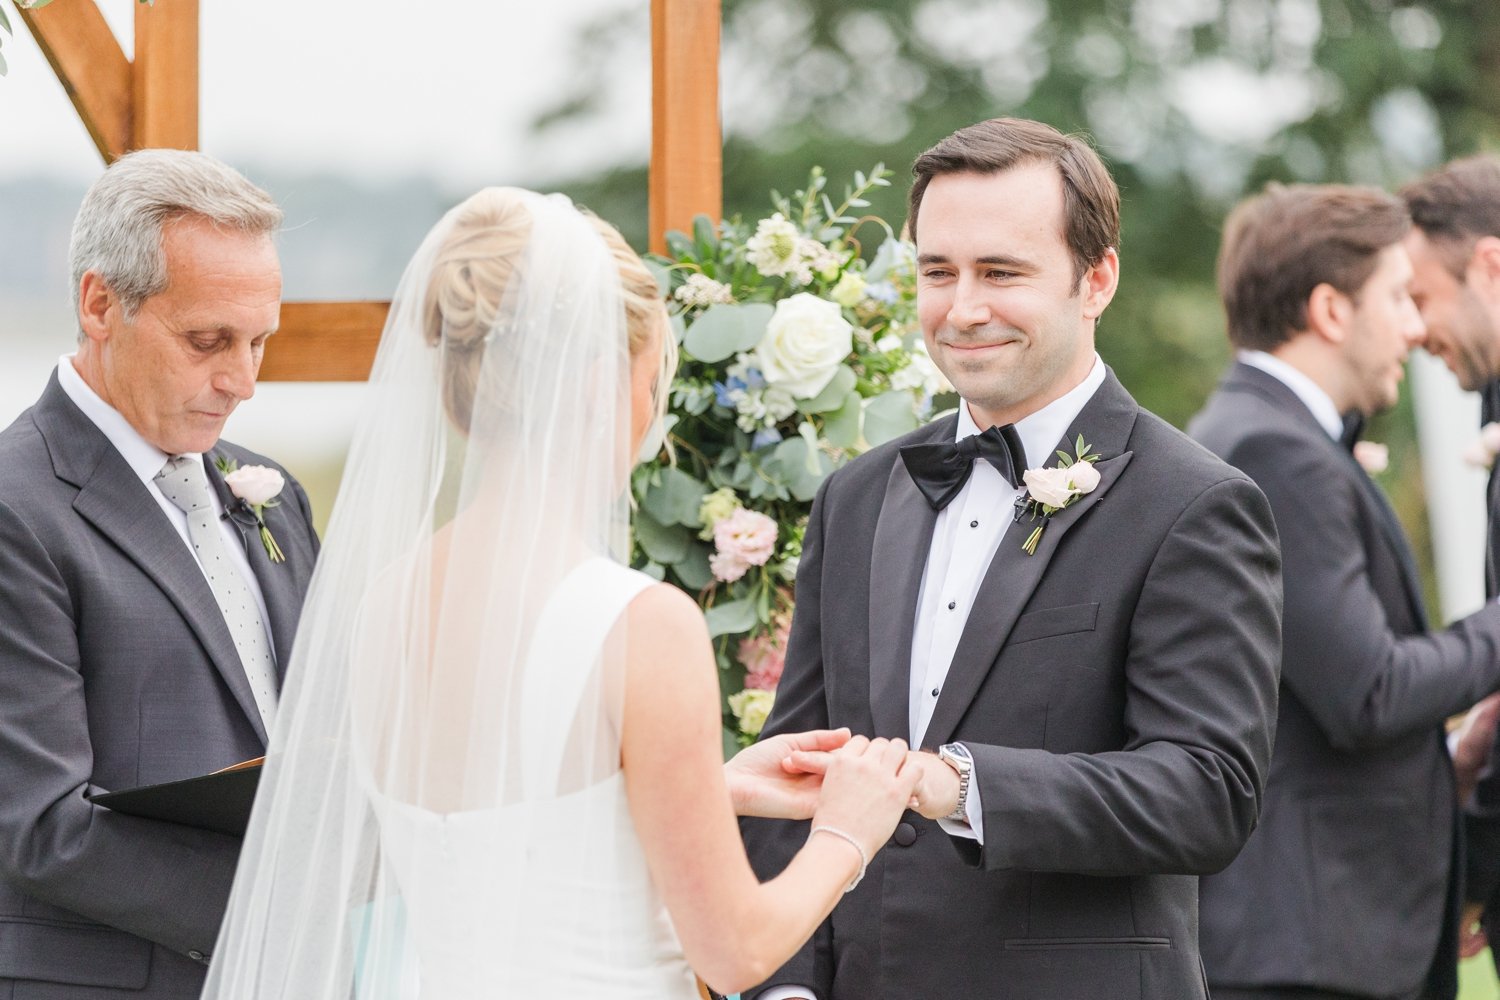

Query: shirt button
<box><xmin>931</xmin><ymin>687</ymin><xmax>940</xmax><ymax>697</ymax></box>
<box><xmin>947</xmin><ymin>601</ymin><xmax>956</xmax><ymax>610</ymax></box>
<box><xmin>970</xmin><ymin>520</ymin><xmax>979</xmax><ymax>528</ymax></box>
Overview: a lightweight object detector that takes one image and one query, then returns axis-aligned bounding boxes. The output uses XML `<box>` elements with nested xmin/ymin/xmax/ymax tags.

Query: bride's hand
<box><xmin>810</xmin><ymin>736</ymin><xmax>921</xmax><ymax>858</ymax></box>
<box><xmin>724</xmin><ymin>728</ymin><xmax>852</xmax><ymax>819</ymax></box>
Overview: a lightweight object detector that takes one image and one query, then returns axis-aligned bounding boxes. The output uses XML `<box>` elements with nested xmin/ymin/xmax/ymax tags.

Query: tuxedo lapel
<box><xmin>1341</xmin><ymin>450</ymin><xmax>1429</xmax><ymax>629</ymax></box>
<box><xmin>868</xmin><ymin>416</ymin><xmax>952</xmax><ymax>738</ymax></box>
<box><xmin>34</xmin><ymin>378</ymin><xmax>271</xmax><ymax>745</ymax></box>
<box><xmin>921</xmin><ymin>372</ymin><xmax>1138</xmax><ymax>749</ymax></box>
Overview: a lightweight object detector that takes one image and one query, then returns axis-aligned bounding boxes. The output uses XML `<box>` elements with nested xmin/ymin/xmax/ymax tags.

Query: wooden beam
<box><xmin>16</xmin><ymin>0</ymin><xmax>130</xmax><ymax>163</ymax></box>
<box><xmin>132</xmin><ymin>0</ymin><xmax>198</xmax><ymax>150</ymax></box>
<box><xmin>259</xmin><ymin>302</ymin><xmax>389</xmax><ymax>382</ymax></box>
<box><xmin>650</xmin><ymin>0</ymin><xmax>722</xmax><ymax>254</ymax></box>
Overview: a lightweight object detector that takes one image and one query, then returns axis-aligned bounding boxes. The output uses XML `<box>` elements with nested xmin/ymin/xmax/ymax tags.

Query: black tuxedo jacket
<box><xmin>1191</xmin><ymin>362</ymin><xmax>1500</xmax><ymax>1000</ymax></box>
<box><xmin>741</xmin><ymin>370</ymin><xmax>1283</xmax><ymax>1000</ymax></box>
<box><xmin>0</xmin><ymin>372</ymin><xmax>320</xmax><ymax>998</ymax></box>
<box><xmin>1467</xmin><ymin>378</ymin><xmax>1500</xmax><ymax>962</ymax></box>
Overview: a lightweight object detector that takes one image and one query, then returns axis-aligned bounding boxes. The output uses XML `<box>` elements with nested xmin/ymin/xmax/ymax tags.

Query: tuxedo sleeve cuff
<box><xmin>937</xmin><ymin>764</ymin><xmax>985</xmax><ymax>843</ymax></box>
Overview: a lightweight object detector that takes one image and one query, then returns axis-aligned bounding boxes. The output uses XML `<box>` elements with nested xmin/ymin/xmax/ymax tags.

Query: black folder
<box><xmin>88</xmin><ymin>758</ymin><xmax>263</xmax><ymax>836</ymax></box>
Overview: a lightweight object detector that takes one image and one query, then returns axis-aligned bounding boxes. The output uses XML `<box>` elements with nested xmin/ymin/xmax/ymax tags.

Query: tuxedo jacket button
<box><xmin>893</xmin><ymin>822</ymin><xmax>917</xmax><ymax>847</ymax></box>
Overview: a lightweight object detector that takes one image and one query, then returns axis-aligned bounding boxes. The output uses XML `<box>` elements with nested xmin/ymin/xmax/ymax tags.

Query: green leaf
<box><xmin>823</xmin><ymin>392</ymin><xmax>863</xmax><ymax>450</ymax></box>
<box><xmin>0</xmin><ymin>50</ymin><xmax>8</xmax><ymax>77</ymax></box>
<box><xmin>0</xmin><ymin>5</ymin><xmax>12</xmax><ymax>35</ymax></box>
<box><xmin>644</xmin><ymin>259</ymin><xmax>673</xmax><ymax>301</ymax></box>
<box><xmin>669</xmin><ymin>312</ymin><xmax>686</xmax><ymax>345</ymax></box>
<box><xmin>640</xmin><ymin>466</ymin><xmax>707</xmax><ymax>528</ymax></box>
<box><xmin>796</xmin><ymin>365</ymin><xmax>856</xmax><ymax>414</ymax></box>
<box><xmin>693</xmin><ymin>214</ymin><xmax>718</xmax><ymax>256</ymax></box>
<box><xmin>863</xmin><ymin>391</ymin><xmax>921</xmax><ymax>447</ymax></box>
<box><xmin>705</xmin><ymin>596</ymin><xmax>759</xmax><ymax>638</ymax></box>
<box><xmin>671</xmin><ymin>542</ymin><xmax>714</xmax><ymax>591</ymax></box>
<box><xmin>684</xmin><ymin>303</ymin><xmax>773</xmax><ymax>364</ymax></box>
<box><xmin>638</xmin><ymin>561</ymin><xmax>666</xmax><ymax>582</ymax></box>
<box><xmin>634</xmin><ymin>509</ymin><xmax>690</xmax><ymax>564</ymax></box>
<box><xmin>771</xmin><ymin>437</ymin><xmax>832</xmax><ymax>503</ymax></box>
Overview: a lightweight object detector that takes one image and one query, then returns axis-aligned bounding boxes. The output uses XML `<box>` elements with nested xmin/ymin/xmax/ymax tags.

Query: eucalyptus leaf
<box><xmin>823</xmin><ymin>392</ymin><xmax>863</xmax><ymax>450</ymax></box>
<box><xmin>644</xmin><ymin>259</ymin><xmax>673</xmax><ymax>301</ymax></box>
<box><xmin>634</xmin><ymin>510</ymin><xmax>690</xmax><ymax>565</ymax></box>
<box><xmin>640</xmin><ymin>466</ymin><xmax>707</xmax><ymax>528</ymax></box>
<box><xmin>705</xmin><ymin>596</ymin><xmax>759</xmax><ymax>638</ymax></box>
<box><xmin>0</xmin><ymin>5</ymin><xmax>11</xmax><ymax>34</ymax></box>
<box><xmin>669</xmin><ymin>312</ymin><xmax>686</xmax><ymax>345</ymax></box>
<box><xmin>795</xmin><ymin>365</ymin><xmax>856</xmax><ymax>414</ymax></box>
<box><xmin>772</xmin><ymin>437</ymin><xmax>832</xmax><ymax>503</ymax></box>
<box><xmin>639</xmin><ymin>561</ymin><xmax>666</xmax><ymax>582</ymax></box>
<box><xmin>863</xmin><ymin>391</ymin><xmax>921</xmax><ymax>447</ymax></box>
<box><xmin>671</xmin><ymin>542</ymin><xmax>714</xmax><ymax>591</ymax></box>
<box><xmin>0</xmin><ymin>50</ymin><xmax>7</xmax><ymax>77</ymax></box>
<box><xmin>684</xmin><ymin>303</ymin><xmax>773</xmax><ymax>364</ymax></box>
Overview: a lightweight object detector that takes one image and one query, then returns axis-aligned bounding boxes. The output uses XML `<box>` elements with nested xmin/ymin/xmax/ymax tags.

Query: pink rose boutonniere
<box><xmin>1015</xmin><ymin>435</ymin><xmax>1102</xmax><ymax>555</ymax></box>
<box><xmin>216</xmin><ymin>458</ymin><xmax>287</xmax><ymax>563</ymax></box>
<box><xmin>1464</xmin><ymin>422</ymin><xmax>1500</xmax><ymax>470</ymax></box>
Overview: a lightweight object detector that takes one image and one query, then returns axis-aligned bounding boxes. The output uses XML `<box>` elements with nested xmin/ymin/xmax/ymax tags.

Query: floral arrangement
<box><xmin>631</xmin><ymin>166</ymin><xmax>950</xmax><ymax>749</ymax></box>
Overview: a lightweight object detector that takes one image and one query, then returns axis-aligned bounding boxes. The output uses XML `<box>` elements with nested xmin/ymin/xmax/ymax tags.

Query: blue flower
<box><xmin>714</xmin><ymin>375</ymin><xmax>748</xmax><ymax>408</ymax></box>
<box><xmin>864</xmin><ymin>281</ymin><xmax>899</xmax><ymax>304</ymax></box>
<box><xmin>751</xmin><ymin>428</ymin><xmax>784</xmax><ymax>449</ymax></box>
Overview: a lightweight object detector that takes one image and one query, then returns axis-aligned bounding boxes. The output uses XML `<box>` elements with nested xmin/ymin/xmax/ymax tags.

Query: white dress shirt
<box><xmin>1237</xmin><ymin>350</ymin><xmax>1343</xmax><ymax>442</ymax></box>
<box><xmin>55</xmin><ymin>356</ymin><xmax>276</xmax><ymax>651</ymax></box>
<box><xmin>761</xmin><ymin>356</ymin><xmax>1107</xmax><ymax>1000</ymax></box>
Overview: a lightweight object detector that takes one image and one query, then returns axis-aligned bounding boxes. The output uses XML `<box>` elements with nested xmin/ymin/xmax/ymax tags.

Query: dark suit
<box><xmin>1466</xmin><ymin>378</ymin><xmax>1500</xmax><ymax>965</ymax></box>
<box><xmin>0</xmin><ymin>372</ymin><xmax>319</xmax><ymax>999</ymax></box>
<box><xmin>741</xmin><ymin>370</ymin><xmax>1283</xmax><ymax>1000</ymax></box>
<box><xmin>1191</xmin><ymin>362</ymin><xmax>1500</xmax><ymax>1000</ymax></box>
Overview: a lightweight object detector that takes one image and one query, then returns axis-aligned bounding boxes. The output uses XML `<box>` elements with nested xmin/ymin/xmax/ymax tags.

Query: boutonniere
<box><xmin>1352</xmin><ymin>441</ymin><xmax>1389</xmax><ymax>475</ymax></box>
<box><xmin>1463</xmin><ymin>422</ymin><xmax>1500</xmax><ymax>470</ymax></box>
<box><xmin>1014</xmin><ymin>434</ymin><xmax>1102</xmax><ymax>555</ymax></box>
<box><xmin>214</xmin><ymin>457</ymin><xmax>287</xmax><ymax>563</ymax></box>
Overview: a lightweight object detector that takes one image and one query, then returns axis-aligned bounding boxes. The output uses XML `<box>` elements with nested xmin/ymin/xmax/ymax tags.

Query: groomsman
<box><xmin>0</xmin><ymin>150</ymin><xmax>320</xmax><ymax>998</ymax></box>
<box><xmin>1191</xmin><ymin>183</ymin><xmax>1500</xmax><ymax>1000</ymax></box>
<box><xmin>1402</xmin><ymin>156</ymin><xmax>1500</xmax><ymax>966</ymax></box>
<box><xmin>742</xmin><ymin>117</ymin><xmax>1283</xmax><ymax>1000</ymax></box>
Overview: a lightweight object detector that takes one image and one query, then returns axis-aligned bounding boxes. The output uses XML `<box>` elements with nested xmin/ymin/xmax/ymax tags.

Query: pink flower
<box><xmin>739</xmin><ymin>614</ymin><xmax>792</xmax><ymax>691</ymax></box>
<box><xmin>710</xmin><ymin>508</ymin><xmax>779</xmax><ymax>582</ymax></box>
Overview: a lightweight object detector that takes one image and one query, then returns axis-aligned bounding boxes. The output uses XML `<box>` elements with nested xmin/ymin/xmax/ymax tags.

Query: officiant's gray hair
<box><xmin>908</xmin><ymin>118</ymin><xmax>1119</xmax><ymax>284</ymax></box>
<box><xmin>68</xmin><ymin>149</ymin><xmax>282</xmax><ymax>334</ymax></box>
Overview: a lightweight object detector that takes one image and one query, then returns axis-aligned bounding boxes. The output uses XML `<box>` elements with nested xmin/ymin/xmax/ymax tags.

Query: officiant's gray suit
<box><xmin>741</xmin><ymin>370</ymin><xmax>1283</xmax><ymax>1000</ymax></box>
<box><xmin>1191</xmin><ymin>362</ymin><xmax>1500</xmax><ymax>1000</ymax></box>
<box><xmin>0</xmin><ymin>372</ymin><xmax>319</xmax><ymax>999</ymax></box>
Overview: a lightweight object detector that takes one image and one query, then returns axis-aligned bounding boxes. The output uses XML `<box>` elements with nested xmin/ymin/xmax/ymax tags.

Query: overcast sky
<box><xmin>1</xmin><ymin>0</ymin><xmax>644</xmax><ymax>185</ymax></box>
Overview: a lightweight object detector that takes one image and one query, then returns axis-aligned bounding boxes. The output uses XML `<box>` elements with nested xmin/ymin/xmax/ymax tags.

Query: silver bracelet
<box><xmin>810</xmin><ymin>824</ymin><xmax>868</xmax><ymax>893</ymax></box>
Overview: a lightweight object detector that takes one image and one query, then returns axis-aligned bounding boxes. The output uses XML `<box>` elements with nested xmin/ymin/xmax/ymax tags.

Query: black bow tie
<box><xmin>900</xmin><ymin>424</ymin><xmax>1027</xmax><ymax>510</ymax></box>
<box><xmin>1339</xmin><ymin>412</ymin><xmax>1364</xmax><ymax>453</ymax></box>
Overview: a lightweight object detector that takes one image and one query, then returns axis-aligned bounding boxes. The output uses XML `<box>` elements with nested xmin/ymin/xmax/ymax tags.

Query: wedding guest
<box><xmin>1402</xmin><ymin>155</ymin><xmax>1500</xmax><ymax>967</ymax></box>
<box><xmin>0</xmin><ymin>149</ymin><xmax>321</xmax><ymax>999</ymax></box>
<box><xmin>741</xmin><ymin>117</ymin><xmax>1283</xmax><ymax>1000</ymax></box>
<box><xmin>1191</xmin><ymin>183</ymin><xmax>1500</xmax><ymax>1000</ymax></box>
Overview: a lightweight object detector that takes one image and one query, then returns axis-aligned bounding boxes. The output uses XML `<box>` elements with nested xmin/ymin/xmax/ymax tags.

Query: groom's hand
<box><xmin>785</xmin><ymin>747</ymin><xmax>962</xmax><ymax>822</ymax></box>
<box><xmin>725</xmin><ymin>728</ymin><xmax>852</xmax><ymax>819</ymax></box>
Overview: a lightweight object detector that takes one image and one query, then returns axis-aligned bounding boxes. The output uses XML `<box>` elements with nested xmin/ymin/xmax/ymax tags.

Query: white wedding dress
<box><xmin>364</xmin><ymin>558</ymin><xmax>700</xmax><ymax>999</ymax></box>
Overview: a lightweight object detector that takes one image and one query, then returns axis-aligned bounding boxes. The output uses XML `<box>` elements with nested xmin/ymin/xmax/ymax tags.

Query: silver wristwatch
<box><xmin>936</xmin><ymin>742</ymin><xmax>973</xmax><ymax>824</ymax></box>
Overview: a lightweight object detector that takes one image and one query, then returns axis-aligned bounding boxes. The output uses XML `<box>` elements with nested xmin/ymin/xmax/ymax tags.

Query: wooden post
<box><xmin>16</xmin><ymin>0</ymin><xmax>130</xmax><ymax>162</ymax></box>
<box><xmin>650</xmin><ymin>0</ymin><xmax>722</xmax><ymax>253</ymax></box>
<box><xmin>132</xmin><ymin>0</ymin><xmax>198</xmax><ymax>150</ymax></box>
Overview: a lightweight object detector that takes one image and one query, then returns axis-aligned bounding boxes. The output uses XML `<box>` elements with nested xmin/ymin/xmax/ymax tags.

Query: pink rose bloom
<box><xmin>710</xmin><ymin>508</ymin><xmax>778</xmax><ymax>582</ymax></box>
<box><xmin>739</xmin><ymin>615</ymin><xmax>792</xmax><ymax>691</ymax></box>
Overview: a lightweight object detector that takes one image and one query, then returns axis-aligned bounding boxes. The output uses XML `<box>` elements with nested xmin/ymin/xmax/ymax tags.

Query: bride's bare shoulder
<box><xmin>624</xmin><ymin>580</ymin><xmax>709</xmax><ymax>641</ymax></box>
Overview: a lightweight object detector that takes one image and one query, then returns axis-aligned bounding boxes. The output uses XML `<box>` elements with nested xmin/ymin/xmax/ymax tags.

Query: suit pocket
<box><xmin>0</xmin><ymin>917</ymin><xmax>151</xmax><ymax>987</ymax></box>
<box><xmin>1008</xmin><ymin>602</ymin><xmax>1099</xmax><ymax>644</ymax></box>
<box><xmin>1004</xmin><ymin>935</ymin><xmax>1171</xmax><ymax>951</ymax></box>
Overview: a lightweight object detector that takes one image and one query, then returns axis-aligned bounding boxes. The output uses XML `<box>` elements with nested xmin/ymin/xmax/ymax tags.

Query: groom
<box><xmin>741</xmin><ymin>118</ymin><xmax>1283</xmax><ymax>1000</ymax></box>
<box><xmin>0</xmin><ymin>150</ymin><xmax>319</xmax><ymax>998</ymax></box>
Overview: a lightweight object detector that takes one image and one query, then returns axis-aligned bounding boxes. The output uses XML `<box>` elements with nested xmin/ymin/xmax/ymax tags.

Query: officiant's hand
<box><xmin>725</xmin><ymin>728</ymin><xmax>852</xmax><ymax>819</ymax></box>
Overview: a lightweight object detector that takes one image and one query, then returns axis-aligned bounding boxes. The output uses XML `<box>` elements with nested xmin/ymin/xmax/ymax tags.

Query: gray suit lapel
<box><xmin>34</xmin><ymin>376</ymin><xmax>271</xmax><ymax>745</ymax></box>
<box><xmin>920</xmin><ymin>371</ymin><xmax>1138</xmax><ymax>749</ymax></box>
<box><xmin>867</xmin><ymin>421</ymin><xmax>950</xmax><ymax>738</ymax></box>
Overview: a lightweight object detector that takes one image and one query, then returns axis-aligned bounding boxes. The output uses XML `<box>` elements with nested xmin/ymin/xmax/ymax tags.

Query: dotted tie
<box><xmin>155</xmin><ymin>456</ymin><xmax>279</xmax><ymax>732</ymax></box>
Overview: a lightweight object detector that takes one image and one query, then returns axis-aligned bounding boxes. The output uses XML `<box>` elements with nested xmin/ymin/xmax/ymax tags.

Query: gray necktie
<box><xmin>155</xmin><ymin>455</ymin><xmax>279</xmax><ymax>731</ymax></box>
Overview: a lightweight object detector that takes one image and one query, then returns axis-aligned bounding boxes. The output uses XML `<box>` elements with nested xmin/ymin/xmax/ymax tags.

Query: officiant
<box><xmin>0</xmin><ymin>149</ymin><xmax>320</xmax><ymax>999</ymax></box>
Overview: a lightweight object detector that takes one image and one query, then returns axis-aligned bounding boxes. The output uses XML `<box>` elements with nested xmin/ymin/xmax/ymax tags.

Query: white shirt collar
<box><xmin>1236</xmin><ymin>349</ymin><xmax>1344</xmax><ymax>442</ymax></box>
<box><xmin>55</xmin><ymin>354</ymin><xmax>199</xmax><ymax>485</ymax></box>
<box><xmin>955</xmin><ymin>353</ymin><xmax>1108</xmax><ymax>471</ymax></box>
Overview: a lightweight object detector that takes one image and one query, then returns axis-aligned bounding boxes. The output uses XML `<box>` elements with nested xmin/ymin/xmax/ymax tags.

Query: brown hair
<box><xmin>1401</xmin><ymin>155</ymin><xmax>1500</xmax><ymax>277</ymax></box>
<box><xmin>1217</xmin><ymin>183</ymin><xmax>1410</xmax><ymax>352</ymax></box>
<box><xmin>908</xmin><ymin>118</ymin><xmax>1120</xmax><ymax>283</ymax></box>
<box><xmin>423</xmin><ymin>189</ymin><xmax>672</xmax><ymax>431</ymax></box>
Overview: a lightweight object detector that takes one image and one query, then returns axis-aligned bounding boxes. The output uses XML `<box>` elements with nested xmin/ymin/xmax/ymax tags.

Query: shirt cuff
<box><xmin>760</xmin><ymin>987</ymin><xmax>819</xmax><ymax>1000</ymax></box>
<box><xmin>935</xmin><ymin>746</ymin><xmax>984</xmax><ymax>843</ymax></box>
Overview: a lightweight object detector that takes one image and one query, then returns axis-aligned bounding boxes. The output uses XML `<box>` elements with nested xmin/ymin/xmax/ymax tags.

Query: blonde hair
<box><xmin>422</xmin><ymin>189</ymin><xmax>674</xmax><ymax>434</ymax></box>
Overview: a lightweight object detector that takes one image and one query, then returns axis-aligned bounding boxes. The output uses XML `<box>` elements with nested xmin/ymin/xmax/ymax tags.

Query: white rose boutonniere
<box><xmin>755</xmin><ymin>292</ymin><xmax>855</xmax><ymax>399</ymax></box>
<box><xmin>1016</xmin><ymin>435</ymin><xmax>1102</xmax><ymax>555</ymax></box>
<box><xmin>216</xmin><ymin>458</ymin><xmax>287</xmax><ymax>563</ymax></box>
<box><xmin>1352</xmin><ymin>441</ymin><xmax>1389</xmax><ymax>475</ymax></box>
<box><xmin>1464</xmin><ymin>422</ymin><xmax>1500</xmax><ymax>470</ymax></box>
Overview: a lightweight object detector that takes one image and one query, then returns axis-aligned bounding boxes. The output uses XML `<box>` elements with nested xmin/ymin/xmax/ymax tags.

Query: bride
<box><xmin>202</xmin><ymin>188</ymin><xmax>918</xmax><ymax>999</ymax></box>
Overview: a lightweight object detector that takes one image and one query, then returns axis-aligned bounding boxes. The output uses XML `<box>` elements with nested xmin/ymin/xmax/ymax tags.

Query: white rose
<box><xmin>1067</xmin><ymin>460</ymin><xmax>1101</xmax><ymax>493</ymax></box>
<box><xmin>1352</xmin><ymin>441</ymin><xmax>1389</xmax><ymax>475</ymax></box>
<box><xmin>224</xmin><ymin>464</ymin><xmax>285</xmax><ymax>506</ymax></box>
<box><xmin>1483</xmin><ymin>422</ymin><xmax>1500</xmax><ymax>455</ymax></box>
<box><xmin>755</xmin><ymin>293</ymin><xmax>855</xmax><ymax>399</ymax></box>
<box><xmin>1022</xmin><ymin>465</ymin><xmax>1080</xmax><ymax>508</ymax></box>
<box><xmin>830</xmin><ymin>271</ymin><xmax>867</xmax><ymax>308</ymax></box>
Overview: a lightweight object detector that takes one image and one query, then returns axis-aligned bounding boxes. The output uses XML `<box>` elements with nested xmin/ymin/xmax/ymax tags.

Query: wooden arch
<box><xmin>18</xmin><ymin>0</ymin><xmax>722</xmax><ymax>381</ymax></box>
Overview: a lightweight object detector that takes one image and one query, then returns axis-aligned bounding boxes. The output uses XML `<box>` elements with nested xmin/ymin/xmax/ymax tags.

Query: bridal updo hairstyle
<box><xmin>421</xmin><ymin>187</ymin><xmax>673</xmax><ymax>434</ymax></box>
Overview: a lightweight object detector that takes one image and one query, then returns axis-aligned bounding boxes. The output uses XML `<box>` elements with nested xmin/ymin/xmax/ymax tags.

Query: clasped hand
<box><xmin>726</xmin><ymin>729</ymin><xmax>961</xmax><ymax>821</ymax></box>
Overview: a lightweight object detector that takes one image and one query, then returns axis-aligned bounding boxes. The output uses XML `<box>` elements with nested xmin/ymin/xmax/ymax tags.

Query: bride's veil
<box><xmin>203</xmin><ymin>188</ymin><xmax>652</xmax><ymax>997</ymax></box>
